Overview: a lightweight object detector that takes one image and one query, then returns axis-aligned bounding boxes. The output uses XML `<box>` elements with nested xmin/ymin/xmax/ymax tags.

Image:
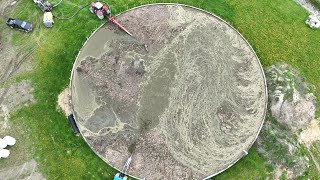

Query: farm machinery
<box><xmin>32</xmin><ymin>0</ymin><xmax>133</xmax><ymax>36</ymax></box>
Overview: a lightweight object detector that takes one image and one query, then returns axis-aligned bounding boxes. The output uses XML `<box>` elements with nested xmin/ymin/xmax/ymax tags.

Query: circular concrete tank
<box><xmin>70</xmin><ymin>4</ymin><xmax>267</xmax><ymax>179</ymax></box>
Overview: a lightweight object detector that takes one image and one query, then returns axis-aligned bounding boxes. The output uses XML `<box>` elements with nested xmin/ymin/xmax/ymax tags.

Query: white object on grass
<box><xmin>0</xmin><ymin>149</ymin><xmax>10</xmax><ymax>158</ymax></box>
<box><xmin>0</xmin><ymin>139</ymin><xmax>7</xmax><ymax>149</ymax></box>
<box><xmin>306</xmin><ymin>15</ymin><xmax>320</xmax><ymax>29</ymax></box>
<box><xmin>3</xmin><ymin>136</ymin><xmax>16</xmax><ymax>146</ymax></box>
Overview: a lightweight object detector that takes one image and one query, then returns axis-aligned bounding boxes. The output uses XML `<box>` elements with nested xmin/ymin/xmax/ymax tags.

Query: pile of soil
<box><xmin>257</xmin><ymin>64</ymin><xmax>318</xmax><ymax>178</ymax></box>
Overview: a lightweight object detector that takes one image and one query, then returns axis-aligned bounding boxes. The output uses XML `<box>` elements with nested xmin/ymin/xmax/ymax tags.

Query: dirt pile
<box><xmin>57</xmin><ymin>88</ymin><xmax>71</xmax><ymax>116</ymax></box>
<box><xmin>257</xmin><ymin>64</ymin><xmax>317</xmax><ymax>178</ymax></box>
<box><xmin>299</xmin><ymin>119</ymin><xmax>320</xmax><ymax>147</ymax></box>
<box><xmin>266</xmin><ymin>64</ymin><xmax>316</xmax><ymax>131</ymax></box>
<box><xmin>299</xmin><ymin>119</ymin><xmax>320</xmax><ymax>173</ymax></box>
<box><xmin>257</xmin><ymin>115</ymin><xmax>310</xmax><ymax>179</ymax></box>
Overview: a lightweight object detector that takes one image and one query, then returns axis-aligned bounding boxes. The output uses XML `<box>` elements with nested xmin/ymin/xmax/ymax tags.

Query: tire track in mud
<box><xmin>0</xmin><ymin>1</ymin><xmax>46</xmax><ymax>177</ymax></box>
<box><xmin>0</xmin><ymin>21</ymin><xmax>56</xmax><ymax>85</ymax></box>
<box><xmin>0</xmin><ymin>43</ymin><xmax>38</xmax><ymax>84</ymax></box>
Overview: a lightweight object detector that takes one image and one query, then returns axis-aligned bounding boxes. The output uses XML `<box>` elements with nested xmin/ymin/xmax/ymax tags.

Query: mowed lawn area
<box><xmin>1</xmin><ymin>0</ymin><xmax>320</xmax><ymax>179</ymax></box>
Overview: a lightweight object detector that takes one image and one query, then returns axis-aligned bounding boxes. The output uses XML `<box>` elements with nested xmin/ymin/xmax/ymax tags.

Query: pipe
<box><xmin>108</xmin><ymin>17</ymin><xmax>133</xmax><ymax>37</ymax></box>
<box><xmin>68</xmin><ymin>114</ymin><xmax>80</xmax><ymax>135</ymax></box>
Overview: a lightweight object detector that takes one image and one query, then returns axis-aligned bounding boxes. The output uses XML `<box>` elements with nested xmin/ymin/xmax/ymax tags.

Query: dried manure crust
<box><xmin>70</xmin><ymin>4</ymin><xmax>267</xmax><ymax>179</ymax></box>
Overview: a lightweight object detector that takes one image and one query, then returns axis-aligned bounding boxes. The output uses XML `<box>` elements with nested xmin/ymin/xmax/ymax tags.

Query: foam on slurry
<box><xmin>70</xmin><ymin>4</ymin><xmax>267</xmax><ymax>179</ymax></box>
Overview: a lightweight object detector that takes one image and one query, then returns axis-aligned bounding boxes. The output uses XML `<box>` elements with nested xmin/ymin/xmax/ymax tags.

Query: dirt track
<box><xmin>0</xmin><ymin>0</ymin><xmax>44</xmax><ymax>179</ymax></box>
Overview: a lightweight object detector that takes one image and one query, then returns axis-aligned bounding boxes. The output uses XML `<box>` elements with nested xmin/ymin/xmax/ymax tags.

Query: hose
<box><xmin>52</xmin><ymin>0</ymin><xmax>63</xmax><ymax>8</ymax></box>
<box><xmin>52</xmin><ymin>3</ymin><xmax>90</xmax><ymax>20</ymax></box>
<box><xmin>52</xmin><ymin>1</ymin><xmax>112</xmax><ymax>21</ymax></box>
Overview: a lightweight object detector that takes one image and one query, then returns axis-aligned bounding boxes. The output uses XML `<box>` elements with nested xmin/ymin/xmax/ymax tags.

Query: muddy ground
<box><xmin>0</xmin><ymin>0</ymin><xmax>44</xmax><ymax>179</ymax></box>
<box><xmin>71</xmin><ymin>4</ymin><xmax>267</xmax><ymax>179</ymax></box>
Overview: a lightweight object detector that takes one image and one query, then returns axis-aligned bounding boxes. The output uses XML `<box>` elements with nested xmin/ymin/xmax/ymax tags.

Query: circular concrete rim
<box><xmin>69</xmin><ymin>3</ymin><xmax>268</xmax><ymax>179</ymax></box>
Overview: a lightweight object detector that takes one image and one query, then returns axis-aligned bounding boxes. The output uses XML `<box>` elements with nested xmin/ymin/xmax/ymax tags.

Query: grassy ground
<box><xmin>310</xmin><ymin>141</ymin><xmax>320</xmax><ymax>163</ymax></box>
<box><xmin>305</xmin><ymin>141</ymin><xmax>320</xmax><ymax>180</ymax></box>
<box><xmin>3</xmin><ymin>0</ymin><xmax>320</xmax><ymax>179</ymax></box>
<box><xmin>212</xmin><ymin>148</ymin><xmax>272</xmax><ymax>180</ymax></box>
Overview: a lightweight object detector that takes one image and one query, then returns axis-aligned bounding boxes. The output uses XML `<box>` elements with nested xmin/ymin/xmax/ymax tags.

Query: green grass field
<box><xmin>2</xmin><ymin>0</ymin><xmax>320</xmax><ymax>179</ymax></box>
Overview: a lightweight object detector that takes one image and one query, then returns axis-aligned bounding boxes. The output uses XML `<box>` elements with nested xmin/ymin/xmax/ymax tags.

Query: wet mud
<box><xmin>71</xmin><ymin>4</ymin><xmax>267</xmax><ymax>179</ymax></box>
